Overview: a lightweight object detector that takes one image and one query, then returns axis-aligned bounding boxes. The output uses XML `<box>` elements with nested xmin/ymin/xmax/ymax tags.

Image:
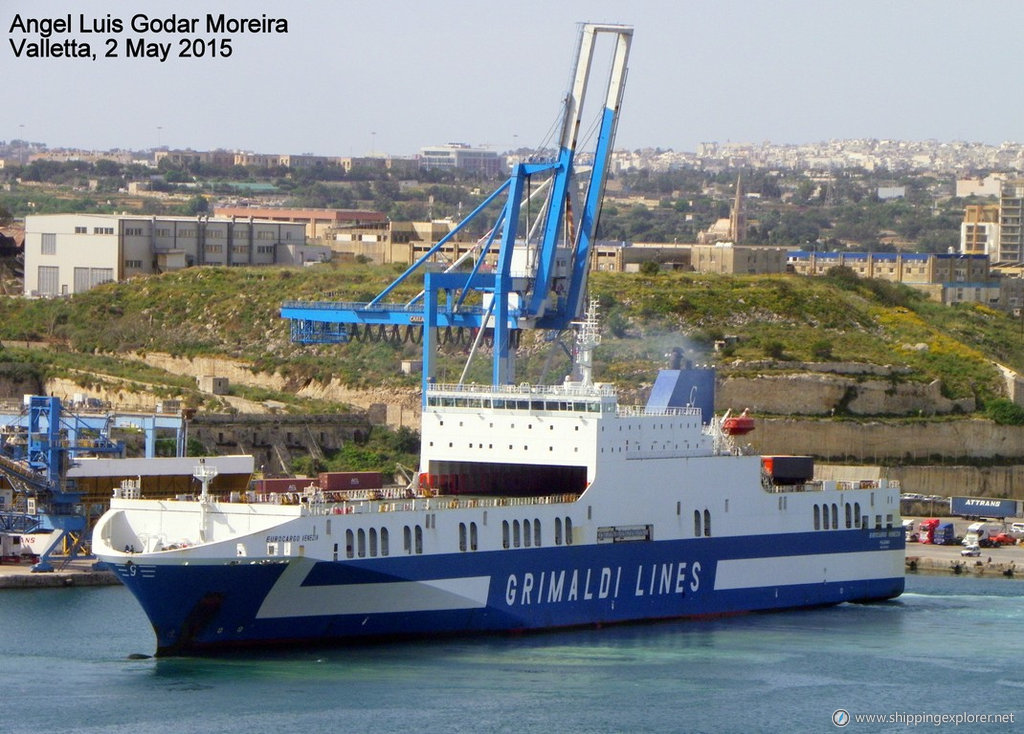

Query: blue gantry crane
<box><xmin>282</xmin><ymin>23</ymin><xmax>632</xmax><ymax>400</ymax></box>
<box><xmin>0</xmin><ymin>396</ymin><xmax>124</xmax><ymax>570</ymax></box>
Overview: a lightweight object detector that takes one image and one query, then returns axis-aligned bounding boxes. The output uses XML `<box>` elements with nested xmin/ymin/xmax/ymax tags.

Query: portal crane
<box><xmin>0</xmin><ymin>396</ymin><xmax>124</xmax><ymax>570</ymax></box>
<box><xmin>281</xmin><ymin>23</ymin><xmax>632</xmax><ymax>401</ymax></box>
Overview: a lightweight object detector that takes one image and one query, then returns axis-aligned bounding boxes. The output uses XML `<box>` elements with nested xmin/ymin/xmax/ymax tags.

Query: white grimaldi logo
<box><xmin>505</xmin><ymin>561</ymin><xmax>701</xmax><ymax>606</ymax></box>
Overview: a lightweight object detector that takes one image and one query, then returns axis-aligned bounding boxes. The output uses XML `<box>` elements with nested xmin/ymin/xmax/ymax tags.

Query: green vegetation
<box><xmin>292</xmin><ymin>425</ymin><xmax>419</xmax><ymax>476</ymax></box>
<box><xmin>0</xmin><ymin>264</ymin><xmax>1022</xmax><ymax>416</ymax></box>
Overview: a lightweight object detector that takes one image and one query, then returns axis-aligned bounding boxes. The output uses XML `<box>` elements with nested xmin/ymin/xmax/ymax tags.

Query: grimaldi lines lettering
<box><xmin>10</xmin><ymin>36</ymin><xmax>91</xmax><ymax>59</ymax></box>
<box><xmin>505</xmin><ymin>561</ymin><xmax>702</xmax><ymax>607</ymax></box>
<box><xmin>207</xmin><ymin>14</ymin><xmax>288</xmax><ymax>33</ymax></box>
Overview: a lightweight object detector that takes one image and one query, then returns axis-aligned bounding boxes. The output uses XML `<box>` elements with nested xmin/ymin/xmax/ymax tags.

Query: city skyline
<box><xmin>4</xmin><ymin>0</ymin><xmax>1024</xmax><ymax>157</ymax></box>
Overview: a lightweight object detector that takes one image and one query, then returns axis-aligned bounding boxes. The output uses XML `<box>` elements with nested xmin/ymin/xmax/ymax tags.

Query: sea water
<box><xmin>0</xmin><ymin>574</ymin><xmax>1021</xmax><ymax>733</ymax></box>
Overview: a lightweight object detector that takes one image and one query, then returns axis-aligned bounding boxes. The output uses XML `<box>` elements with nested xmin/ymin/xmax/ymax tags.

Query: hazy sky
<box><xmin>4</xmin><ymin>0</ymin><xmax>1023</xmax><ymax>156</ymax></box>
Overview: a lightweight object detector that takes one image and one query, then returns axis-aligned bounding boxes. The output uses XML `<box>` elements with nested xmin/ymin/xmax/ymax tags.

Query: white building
<box><xmin>418</xmin><ymin>143</ymin><xmax>505</xmax><ymax>176</ymax></box>
<box><xmin>24</xmin><ymin>214</ymin><xmax>329</xmax><ymax>296</ymax></box>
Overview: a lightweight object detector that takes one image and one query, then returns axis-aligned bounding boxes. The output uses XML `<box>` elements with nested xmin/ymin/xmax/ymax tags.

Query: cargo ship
<box><xmin>90</xmin><ymin>23</ymin><xmax>903</xmax><ymax>655</ymax></box>
<box><xmin>91</xmin><ymin>306</ymin><xmax>904</xmax><ymax>655</ymax></box>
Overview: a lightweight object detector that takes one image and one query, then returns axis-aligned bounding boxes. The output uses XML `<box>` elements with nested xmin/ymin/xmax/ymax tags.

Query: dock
<box><xmin>0</xmin><ymin>559</ymin><xmax>120</xmax><ymax>589</ymax></box>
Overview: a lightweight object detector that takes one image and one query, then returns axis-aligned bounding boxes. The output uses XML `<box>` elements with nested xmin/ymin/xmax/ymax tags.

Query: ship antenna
<box><xmin>194</xmin><ymin>458</ymin><xmax>219</xmax><ymax>503</ymax></box>
<box><xmin>572</xmin><ymin>298</ymin><xmax>601</xmax><ymax>386</ymax></box>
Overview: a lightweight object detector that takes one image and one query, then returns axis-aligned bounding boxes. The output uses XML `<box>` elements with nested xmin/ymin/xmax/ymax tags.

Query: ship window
<box><xmin>822</xmin><ymin>504</ymin><xmax>830</xmax><ymax>529</ymax></box>
<box><xmin>326</xmin><ymin>519</ymin><xmax>332</xmax><ymax>536</ymax></box>
<box><xmin>267</xmin><ymin>542</ymin><xmax>277</xmax><ymax>556</ymax></box>
<box><xmin>346</xmin><ymin>529</ymin><xmax>354</xmax><ymax>558</ymax></box>
<box><xmin>369</xmin><ymin>527</ymin><xmax>378</xmax><ymax>557</ymax></box>
<box><xmin>534</xmin><ymin>519</ymin><xmax>541</xmax><ymax>547</ymax></box>
<box><xmin>724</xmin><ymin>499</ymin><xmax>729</xmax><ymax>513</ymax></box>
<box><xmin>874</xmin><ymin>515</ymin><xmax>882</xmax><ymax>530</ymax></box>
<box><xmin>415</xmin><ymin>525</ymin><xmax>423</xmax><ymax>554</ymax></box>
<box><xmin>522</xmin><ymin>519</ymin><xmax>531</xmax><ymax>547</ymax></box>
<box><xmin>555</xmin><ymin>517</ymin><xmax>563</xmax><ymax>545</ymax></box>
<box><xmin>704</xmin><ymin>509</ymin><xmax>711</xmax><ymax>537</ymax></box>
<box><xmin>832</xmin><ymin>503</ymin><xmax>839</xmax><ymax>530</ymax></box>
<box><xmin>565</xmin><ymin>517</ymin><xmax>573</xmax><ymax>545</ymax></box>
<box><xmin>814</xmin><ymin>505</ymin><xmax>820</xmax><ymax>530</ymax></box>
<box><xmin>333</xmin><ymin>543</ymin><xmax>338</xmax><ymax>562</ymax></box>
<box><xmin>381</xmin><ymin>528</ymin><xmax>389</xmax><ymax>556</ymax></box>
<box><xmin>694</xmin><ymin>510</ymin><xmax>701</xmax><ymax>537</ymax></box>
<box><xmin>886</xmin><ymin>514</ymin><xmax>894</xmax><ymax>529</ymax></box>
<box><xmin>470</xmin><ymin>522</ymin><xmax>477</xmax><ymax>551</ymax></box>
<box><xmin>513</xmin><ymin>520</ymin><xmax>521</xmax><ymax>548</ymax></box>
<box><xmin>854</xmin><ymin>502</ymin><xmax>861</xmax><ymax>528</ymax></box>
<box><xmin>357</xmin><ymin>528</ymin><xmax>366</xmax><ymax>558</ymax></box>
<box><xmin>403</xmin><ymin>525</ymin><xmax>411</xmax><ymax>554</ymax></box>
<box><xmin>502</xmin><ymin>520</ymin><xmax>510</xmax><ymax>549</ymax></box>
<box><xmin>845</xmin><ymin>503</ymin><xmax>852</xmax><ymax>529</ymax></box>
<box><xmin>459</xmin><ymin>522</ymin><xmax>467</xmax><ymax>552</ymax></box>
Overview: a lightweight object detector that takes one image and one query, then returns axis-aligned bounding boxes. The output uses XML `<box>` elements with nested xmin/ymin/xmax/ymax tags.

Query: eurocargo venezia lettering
<box><xmin>505</xmin><ymin>561</ymin><xmax>701</xmax><ymax>606</ymax></box>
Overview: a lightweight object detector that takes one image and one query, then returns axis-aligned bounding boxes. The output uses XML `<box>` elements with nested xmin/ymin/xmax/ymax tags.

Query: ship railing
<box><xmin>761</xmin><ymin>479</ymin><xmax>901</xmax><ymax>494</ymax></box>
<box><xmin>305</xmin><ymin>493</ymin><xmax>581</xmax><ymax>516</ymax></box>
<box><xmin>428</xmin><ymin>382</ymin><xmax>616</xmax><ymax>398</ymax></box>
<box><xmin>615</xmin><ymin>405</ymin><xmax>702</xmax><ymax>418</ymax></box>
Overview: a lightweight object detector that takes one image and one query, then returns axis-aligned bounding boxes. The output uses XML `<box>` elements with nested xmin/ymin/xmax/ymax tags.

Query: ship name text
<box><xmin>505</xmin><ymin>561</ymin><xmax>701</xmax><ymax>606</ymax></box>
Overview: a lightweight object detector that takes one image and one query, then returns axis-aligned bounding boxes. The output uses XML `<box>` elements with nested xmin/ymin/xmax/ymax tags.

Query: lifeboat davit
<box><xmin>722</xmin><ymin>409</ymin><xmax>755</xmax><ymax>436</ymax></box>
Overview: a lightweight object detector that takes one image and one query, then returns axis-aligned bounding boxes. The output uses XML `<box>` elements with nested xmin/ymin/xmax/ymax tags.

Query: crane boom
<box><xmin>281</xmin><ymin>23</ymin><xmax>633</xmax><ymax>402</ymax></box>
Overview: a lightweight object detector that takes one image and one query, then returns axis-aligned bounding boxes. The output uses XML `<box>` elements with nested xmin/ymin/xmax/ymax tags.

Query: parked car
<box><xmin>1010</xmin><ymin>522</ymin><xmax>1024</xmax><ymax>537</ymax></box>
<box><xmin>990</xmin><ymin>533</ymin><xmax>1017</xmax><ymax>546</ymax></box>
<box><xmin>961</xmin><ymin>544</ymin><xmax>982</xmax><ymax>557</ymax></box>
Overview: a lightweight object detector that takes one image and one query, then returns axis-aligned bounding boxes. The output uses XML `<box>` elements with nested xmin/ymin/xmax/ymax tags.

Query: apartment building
<box><xmin>24</xmin><ymin>214</ymin><xmax>328</xmax><ymax>297</ymax></box>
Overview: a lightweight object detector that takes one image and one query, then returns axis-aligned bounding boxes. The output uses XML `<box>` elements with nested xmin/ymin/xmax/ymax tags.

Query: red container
<box><xmin>318</xmin><ymin>472</ymin><xmax>383</xmax><ymax>491</ymax></box>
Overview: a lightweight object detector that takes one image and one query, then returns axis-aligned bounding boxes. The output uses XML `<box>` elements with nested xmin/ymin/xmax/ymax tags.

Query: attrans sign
<box><xmin>950</xmin><ymin>496</ymin><xmax>1022</xmax><ymax>518</ymax></box>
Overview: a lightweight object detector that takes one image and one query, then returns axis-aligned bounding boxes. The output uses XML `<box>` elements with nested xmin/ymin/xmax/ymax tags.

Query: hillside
<box><xmin>0</xmin><ymin>263</ymin><xmax>1021</xmax><ymax>419</ymax></box>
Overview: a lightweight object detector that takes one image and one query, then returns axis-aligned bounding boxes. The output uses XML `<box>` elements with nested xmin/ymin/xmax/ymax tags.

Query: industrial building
<box><xmin>788</xmin><ymin>250</ymin><xmax>998</xmax><ymax>305</ymax></box>
<box><xmin>23</xmin><ymin>213</ymin><xmax>330</xmax><ymax>297</ymax></box>
<box><xmin>212</xmin><ymin>206</ymin><xmax>386</xmax><ymax>240</ymax></box>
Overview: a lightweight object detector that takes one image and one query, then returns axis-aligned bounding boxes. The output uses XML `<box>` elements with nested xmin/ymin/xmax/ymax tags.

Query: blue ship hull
<box><xmin>105</xmin><ymin>528</ymin><xmax>904</xmax><ymax>655</ymax></box>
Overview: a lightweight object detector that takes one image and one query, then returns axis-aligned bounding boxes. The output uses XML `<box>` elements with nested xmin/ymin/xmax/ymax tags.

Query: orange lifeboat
<box><xmin>722</xmin><ymin>409</ymin><xmax>755</xmax><ymax>436</ymax></box>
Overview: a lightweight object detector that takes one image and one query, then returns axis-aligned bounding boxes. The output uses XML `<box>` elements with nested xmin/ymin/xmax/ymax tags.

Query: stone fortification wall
<box><xmin>718</xmin><ymin>361</ymin><xmax>975</xmax><ymax>416</ymax></box>
<box><xmin>748</xmin><ymin>417</ymin><xmax>1024</xmax><ymax>463</ymax></box>
<box><xmin>818</xmin><ymin>462</ymin><xmax>1024</xmax><ymax>501</ymax></box>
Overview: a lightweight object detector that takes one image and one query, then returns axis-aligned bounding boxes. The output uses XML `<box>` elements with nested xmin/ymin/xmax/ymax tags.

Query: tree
<box><xmin>185</xmin><ymin>195</ymin><xmax>209</xmax><ymax>215</ymax></box>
